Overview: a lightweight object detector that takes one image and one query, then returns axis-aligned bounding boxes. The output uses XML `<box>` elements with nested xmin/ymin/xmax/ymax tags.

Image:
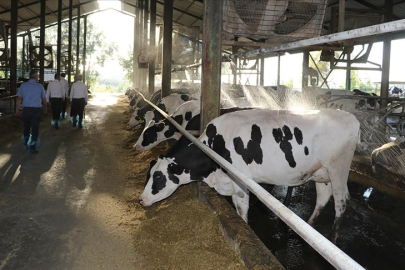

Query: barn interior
<box><xmin>1</xmin><ymin>1</ymin><xmax>405</xmax><ymax>269</ymax></box>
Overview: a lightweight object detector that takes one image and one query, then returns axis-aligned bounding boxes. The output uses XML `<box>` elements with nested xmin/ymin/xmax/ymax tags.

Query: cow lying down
<box><xmin>140</xmin><ymin>109</ymin><xmax>360</xmax><ymax>241</ymax></box>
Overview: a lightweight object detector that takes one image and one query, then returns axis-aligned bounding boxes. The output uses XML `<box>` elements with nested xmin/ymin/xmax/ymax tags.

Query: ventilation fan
<box><xmin>0</xmin><ymin>22</ymin><xmax>9</xmax><ymax>61</ymax></box>
<box><xmin>30</xmin><ymin>46</ymin><xmax>54</xmax><ymax>68</ymax></box>
<box><xmin>223</xmin><ymin>0</ymin><xmax>327</xmax><ymax>41</ymax></box>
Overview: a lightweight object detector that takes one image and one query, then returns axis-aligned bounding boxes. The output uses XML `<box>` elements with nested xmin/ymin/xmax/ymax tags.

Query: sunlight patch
<box><xmin>98</xmin><ymin>0</ymin><xmax>122</xmax><ymax>11</ymax></box>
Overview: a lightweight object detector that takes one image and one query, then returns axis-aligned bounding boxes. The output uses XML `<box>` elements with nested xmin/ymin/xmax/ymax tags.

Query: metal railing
<box><xmin>135</xmin><ymin>90</ymin><xmax>365</xmax><ymax>270</ymax></box>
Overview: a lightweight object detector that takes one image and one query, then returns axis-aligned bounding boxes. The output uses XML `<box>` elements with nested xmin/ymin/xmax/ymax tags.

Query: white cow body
<box><xmin>140</xmin><ymin>109</ymin><xmax>360</xmax><ymax>241</ymax></box>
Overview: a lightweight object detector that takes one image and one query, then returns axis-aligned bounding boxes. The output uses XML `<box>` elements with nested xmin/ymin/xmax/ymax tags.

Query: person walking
<box><xmin>15</xmin><ymin>70</ymin><xmax>47</xmax><ymax>154</ymax></box>
<box><xmin>60</xmin><ymin>72</ymin><xmax>69</xmax><ymax>118</ymax></box>
<box><xmin>70</xmin><ymin>75</ymin><xmax>88</xmax><ymax>129</ymax></box>
<box><xmin>46</xmin><ymin>74</ymin><xmax>64</xmax><ymax>129</ymax></box>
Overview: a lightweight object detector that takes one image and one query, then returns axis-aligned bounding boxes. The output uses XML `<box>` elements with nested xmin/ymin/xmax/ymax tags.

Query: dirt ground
<box><xmin>112</xmin><ymin>96</ymin><xmax>246</xmax><ymax>269</ymax></box>
<box><xmin>0</xmin><ymin>94</ymin><xmax>246</xmax><ymax>270</ymax></box>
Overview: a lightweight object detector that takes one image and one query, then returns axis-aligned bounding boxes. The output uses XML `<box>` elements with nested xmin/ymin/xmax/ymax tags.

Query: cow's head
<box><xmin>139</xmin><ymin>156</ymin><xmax>191</xmax><ymax>206</ymax></box>
<box><xmin>133</xmin><ymin>120</ymin><xmax>167</xmax><ymax>151</ymax></box>
<box><xmin>128</xmin><ymin>109</ymin><xmax>145</xmax><ymax>127</ymax></box>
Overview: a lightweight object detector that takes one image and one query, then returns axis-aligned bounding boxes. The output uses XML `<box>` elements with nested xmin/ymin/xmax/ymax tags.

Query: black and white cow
<box><xmin>128</xmin><ymin>94</ymin><xmax>193</xmax><ymax>127</ymax></box>
<box><xmin>133</xmin><ymin>102</ymin><xmax>256</xmax><ymax>152</ymax></box>
<box><xmin>134</xmin><ymin>100</ymin><xmax>201</xmax><ymax>151</ymax></box>
<box><xmin>139</xmin><ymin>109</ymin><xmax>360</xmax><ymax>241</ymax></box>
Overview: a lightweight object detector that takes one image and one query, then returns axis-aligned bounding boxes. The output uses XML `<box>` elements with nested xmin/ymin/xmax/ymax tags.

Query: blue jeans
<box><xmin>23</xmin><ymin>107</ymin><xmax>42</xmax><ymax>142</ymax></box>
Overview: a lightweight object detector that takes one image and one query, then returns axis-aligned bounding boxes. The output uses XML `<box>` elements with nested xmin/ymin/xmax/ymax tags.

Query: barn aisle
<box><xmin>0</xmin><ymin>94</ymin><xmax>138</xmax><ymax>269</ymax></box>
<box><xmin>0</xmin><ymin>94</ymin><xmax>246</xmax><ymax>270</ymax></box>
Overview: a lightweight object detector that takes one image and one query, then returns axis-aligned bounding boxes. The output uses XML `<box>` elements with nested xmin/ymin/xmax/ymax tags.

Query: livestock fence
<box><xmin>135</xmin><ymin>90</ymin><xmax>365</xmax><ymax>270</ymax></box>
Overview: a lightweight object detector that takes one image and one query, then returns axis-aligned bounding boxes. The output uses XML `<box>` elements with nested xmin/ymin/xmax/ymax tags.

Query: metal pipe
<box><xmin>132</xmin><ymin>5</ymin><xmax>139</xmax><ymax>88</ymax></box>
<box><xmin>161</xmin><ymin>0</ymin><xmax>173</xmax><ymax>98</ymax></box>
<box><xmin>135</xmin><ymin>90</ymin><xmax>365</xmax><ymax>270</ymax></box>
<box><xmin>21</xmin><ymin>35</ymin><xmax>25</xmax><ymax>77</ymax></box>
<box><xmin>229</xmin><ymin>19</ymin><xmax>405</xmax><ymax>59</ymax></box>
<box><xmin>346</xmin><ymin>53</ymin><xmax>351</xmax><ymax>89</ymax></box>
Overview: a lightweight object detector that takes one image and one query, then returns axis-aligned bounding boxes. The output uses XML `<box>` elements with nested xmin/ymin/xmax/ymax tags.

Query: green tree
<box><xmin>118</xmin><ymin>48</ymin><xmax>133</xmax><ymax>83</ymax></box>
<box><xmin>31</xmin><ymin>17</ymin><xmax>117</xmax><ymax>86</ymax></box>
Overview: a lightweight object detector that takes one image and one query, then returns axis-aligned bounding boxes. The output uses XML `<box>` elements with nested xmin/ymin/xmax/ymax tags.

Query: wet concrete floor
<box><xmin>248</xmin><ymin>181</ymin><xmax>405</xmax><ymax>270</ymax></box>
<box><xmin>0</xmin><ymin>95</ymin><xmax>136</xmax><ymax>270</ymax></box>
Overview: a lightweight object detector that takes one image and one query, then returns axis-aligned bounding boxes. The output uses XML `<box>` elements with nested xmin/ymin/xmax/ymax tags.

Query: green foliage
<box><xmin>351</xmin><ymin>71</ymin><xmax>374</xmax><ymax>92</ymax></box>
<box><xmin>118</xmin><ymin>48</ymin><xmax>134</xmax><ymax>83</ymax></box>
<box><xmin>33</xmin><ymin>17</ymin><xmax>117</xmax><ymax>84</ymax></box>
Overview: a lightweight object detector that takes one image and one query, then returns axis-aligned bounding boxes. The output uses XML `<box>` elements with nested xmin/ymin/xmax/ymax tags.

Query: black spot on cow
<box><xmin>155</xmin><ymin>103</ymin><xmax>167</xmax><ymax>122</ymax></box>
<box><xmin>330</xmin><ymin>102</ymin><xmax>334</xmax><ymax>108</ymax></box>
<box><xmin>233</xmin><ymin>124</ymin><xmax>263</xmax><ymax>165</ymax></box>
<box><xmin>181</xmin><ymin>94</ymin><xmax>190</xmax><ymax>101</ymax></box>
<box><xmin>151</xmin><ymin>171</ymin><xmax>167</xmax><ymax>195</ymax></box>
<box><xmin>141</xmin><ymin>122</ymin><xmax>165</xmax><ymax>147</ymax></box>
<box><xmin>272</xmin><ymin>125</ymin><xmax>296</xmax><ymax>168</ymax></box>
<box><xmin>206</xmin><ymin>124</ymin><xmax>217</xmax><ymax>147</ymax></box>
<box><xmin>167</xmin><ymin>163</ymin><xmax>183</xmax><ymax>184</ymax></box>
<box><xmin>146</xmin><ymin>160</ymin><xmax>157</xmax><ymax>187</ymax></box>
<box><xmin>205</xmin><ymin>124</ymin><xmax>232</xmax><ymax>164</ymax></box>
<box><xmin>304</xmin><ymin>146</ymin><xmax>309</xmax><ymax>156</ymax></box>
<box><xmin>294</xmin><ymin>127</ymin><xmax>303</xmax><ymax>145</ymax></box>
<box><xmin>185</xmin><ymin>111</ymin><xmax>192</xmax><ymax>121</ymax></box>
<box><xmin>163</xmin><ymin>115</ymin><xmax>183</xmax><ymax>138</ymax></box>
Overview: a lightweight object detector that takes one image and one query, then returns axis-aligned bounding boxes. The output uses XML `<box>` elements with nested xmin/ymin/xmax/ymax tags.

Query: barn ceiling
<box><xmin>0</xmin><ymin>1</ymin><xmax>405</xmax><ymax>43</ymax></box>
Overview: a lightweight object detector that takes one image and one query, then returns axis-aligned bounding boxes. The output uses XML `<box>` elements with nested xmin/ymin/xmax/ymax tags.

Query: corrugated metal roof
<box><xmin>0</xmin><ymin>0</ymin><xmax>405</xmax><ymax>40</ymax></box>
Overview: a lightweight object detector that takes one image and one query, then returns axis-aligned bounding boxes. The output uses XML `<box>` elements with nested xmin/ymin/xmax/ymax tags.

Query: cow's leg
<box><xmin>326</xmin><ymin>155</ymin><xmax>352</xmax><ymax>243</ymax></box>
<box><xmin>231</xmin><ymin>183</ymin><xmax>250</xmax><ymax>223</ymax></box>
<box><xmin>308</xmin><ymin>182</ymin><xmax>332</xmax><ymax>225</ymax></box>
<box><xmin>283</xmin><ymin>186</ymin><xmax>294</xmax><ymax>207</ymax></box>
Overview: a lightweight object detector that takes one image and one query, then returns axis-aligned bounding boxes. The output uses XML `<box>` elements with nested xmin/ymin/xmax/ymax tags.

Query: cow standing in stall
<box><xmin>139</xmin><ymin>109</ymin><xmax>360</xmax><ymax>242</ymax></box>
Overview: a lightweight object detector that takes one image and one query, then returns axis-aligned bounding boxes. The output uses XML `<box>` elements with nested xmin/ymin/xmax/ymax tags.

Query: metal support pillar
<box><xmin>76</xmin><ymin>7</ymin><xmax>81</xmax><ymax>75</ymax></box>
<box><xmin>346</xmin><ymin>53</ymin><xmax>351</xmax><ymax>90</ymax></box>
<box><xmin>161</xmin><ymin>0</ymin><xmax>173</xmax><ymax>98</ymax></box>
<box><xmin>277</xmin><ymin>54</ymin><xmax>281</xmax><ymax>86</ymax></box>
<box><xmin>57</xmin><ymin>0</ymin><xmax>62</xmax><ymax>74</ymax></box>
<box><xmin>132</xmin><ymin>5</ymin><xmax>139</xmax><ymax>88</ymax></box>
<box><xmin>68</xmin><ymin>0</ymin><xmax>73</xmax><ymax>85</ymax></box>
<box><xmin>83</xmin><ymin>16</ymin><xmax>87</xmax><ymax>84</ymax></box>
<box><xmin>380</xmin><ymin>0</ymin><xmax>393</xmax><ymax>111</ymax></box>
<box><xmin>232</xmin><ymin>37</ymin><xmax>238</xmax><ymax>85</ymax></box>
<box><xmin>149</xmin><ymin>0</ymin><xmax>156</xmax><ymax>95</ymax></box>
<box><xmin>10</xmin><ymin>0</ymin><xmax>18</xmax><ymax>95</ymax></box>
<box><xmin>302</xmin><ymin>51</ymin><xmax>309</xmax><ymax>88</ymax></box>
<box><xmin>200</xmin><ymin>0</ymin><xmax>223</xmax><ymax>131</ymax></box>
<box><xmin>143</xmin><ymin>0</ymin><xmax>149</xmax><ymax>91</ymax></box>
<box><xmin>39</xmin><ymin>0</ymin><xmax>46</xmax><ymax>85</ymax></box>
<box><xmin>21</xmin><ymin>35</ymin><xmax>25</xmax><ymax>77</ymax></box>
<box><xmin>338</xmin><ymin>0</ymin><xmax>345</xmax><ymax>32</ymax></box>
<box><xmin>260</xmin><ymin>55</ymin><xmax>265</xmax><ymax>86</ymax></box>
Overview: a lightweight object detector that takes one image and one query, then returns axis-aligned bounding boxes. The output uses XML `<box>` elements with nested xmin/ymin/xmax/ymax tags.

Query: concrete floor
<box><xmin>0</xmin><ymin>95</ymin><xmax>136</xmax><ymax>270</ymax></box>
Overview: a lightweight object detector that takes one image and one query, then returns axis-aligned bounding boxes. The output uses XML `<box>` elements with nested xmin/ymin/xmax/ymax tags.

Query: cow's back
<box><xmin>199</xmin><ymin>109</ymin><xmax>360</xmax><ymax>185</ymax></box>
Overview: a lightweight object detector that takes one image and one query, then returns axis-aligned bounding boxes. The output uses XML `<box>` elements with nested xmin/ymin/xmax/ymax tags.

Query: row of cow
<box><xmin>124</xmin><ymin>86</ymin><xmax>366</xmax><ymax>242</ymax></box>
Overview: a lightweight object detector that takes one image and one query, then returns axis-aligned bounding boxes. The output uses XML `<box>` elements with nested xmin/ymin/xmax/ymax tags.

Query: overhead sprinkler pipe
<box><xmin>134</xmin><ymin>90</ymin><xmax>365</xmax><ymax>270</ymax></box>
<box><xmin>229</xmin><ymin>19</ymin><xmax>405</xmax><ymax>59</ymax></box>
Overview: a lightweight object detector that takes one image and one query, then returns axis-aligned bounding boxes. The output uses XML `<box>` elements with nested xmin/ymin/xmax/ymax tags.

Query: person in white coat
<box><xmin>60</xmin><ymin>72</ymin><xmax>70</xmax><ymax>118</ymax></box>
<box><xmin>70</xmin><ymin>75</ymin><xmax>88</xmax><ymax>128</ymax></box>
<box><xmin>46</xmin><ymin>74</ymin><xmax>64</xmax><ymax>129</ymax></box>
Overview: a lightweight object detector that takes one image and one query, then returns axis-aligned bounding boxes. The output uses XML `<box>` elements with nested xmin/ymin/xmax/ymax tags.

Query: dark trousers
<box><xmin>71</xmin><ymin>98</ymin><xmax>85</xmax><ymax>124</ymax></box>
<box><xmin>23</xmin><ymin>107</ymin><xmax>42</xmax><ymax>142</ymax></box>
<box><xmin>61</xmin><ymin>98</ymin><xmax>67</xmax><ymax>117</ymax></box>
<box><xmin>50</xmin><ymin>98</ymin><xmax>63</xmax><ymax>121</ymax></box>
